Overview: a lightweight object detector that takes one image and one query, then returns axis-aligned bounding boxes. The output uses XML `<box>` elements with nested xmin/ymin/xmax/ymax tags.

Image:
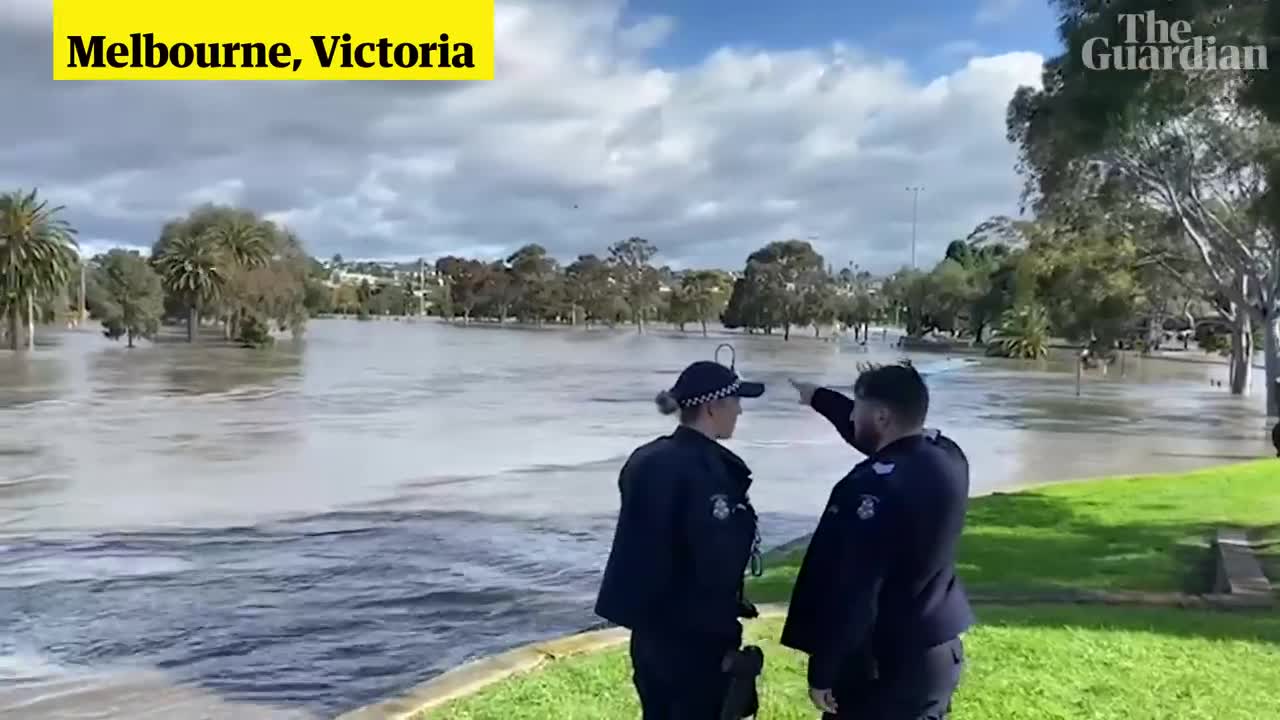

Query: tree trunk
<box><xmin>814</xmin><ymin>324</ymin><xmax>821</xmax><ymax>338</ymax></box>
<box><xmin>187</xmin><ymin>305</ymin><xmax>198</xmax><ymax>343</ymax></box>
<box><xmin>701</xmin><ymin>319</ymin><xmax>708</xmax><ymax>337</ymax></box>
<box><xmin>26</xmin><ymin>293</ymin><xmax>35</xmax><ymax>349</ymax></box>
<box><xmin>783</xmin><ymin>323</ymin><xmax>791</xmax><ymax>341</ymax></box>
<box><xmin>1264</xmin><ymin>312</ymin><xmax>1279</xmax><ymax>418</ymax></box>
<box><xmin>127</xmin><ymin>329</ymin><xmax>135</xmax><ymax>349</ymax></box>
<box><xmin>7</xmin><ymin>307</ymin><xmax>19</xmax><ymax>350</ymax></box>
<box><xmin>1230</xmin><ymin>311</ymin><xmax>1252</xmax><ymax>396</ymax></box>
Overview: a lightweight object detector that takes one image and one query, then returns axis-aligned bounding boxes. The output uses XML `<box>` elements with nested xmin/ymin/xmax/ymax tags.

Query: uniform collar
<box><xmin>872</xmin><ymin>432</ymin><xmax>926</xmax><ymax>461</ymax></box>
<box><xmin>673</xmin><ymin>425</ymin><xmax>754</xmax><ymax>487</ymax></box>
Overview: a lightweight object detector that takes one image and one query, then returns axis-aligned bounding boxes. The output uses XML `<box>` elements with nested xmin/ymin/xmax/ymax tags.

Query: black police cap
<box><xmin>656</xmin><ymin>360</ymin><xmax>765</xmax><ymax>414</ymax></box>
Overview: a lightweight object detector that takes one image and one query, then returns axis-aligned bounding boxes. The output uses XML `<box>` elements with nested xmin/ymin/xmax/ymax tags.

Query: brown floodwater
<box><xmin>0</xmin><ymin>320</ymin><xmax>1271</xmax><ymax>718</ymax></box>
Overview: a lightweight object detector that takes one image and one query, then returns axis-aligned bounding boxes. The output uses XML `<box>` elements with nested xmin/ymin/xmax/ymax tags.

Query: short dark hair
<box><xmin>853</xmin><ymin>361</ymin><xmax>929</xmax><ymax>427</ymax></box>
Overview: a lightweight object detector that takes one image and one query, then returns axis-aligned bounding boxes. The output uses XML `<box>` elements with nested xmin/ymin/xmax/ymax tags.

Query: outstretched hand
<box><xmin>788</xmin><ymin>378</ymin><xmax>817</xmax><ymax>405</ymax></box>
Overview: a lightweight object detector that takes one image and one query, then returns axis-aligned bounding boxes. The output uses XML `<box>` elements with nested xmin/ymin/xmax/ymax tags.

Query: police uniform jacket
<box><xmin>595</xmin><ymin>425</ymin><xmax>759</xmax><ymax>649</ymax></box>
<box><xmin>780</xmin><ymin>387</ymin><xmax>975</xmax><ymax>689</ymax></box>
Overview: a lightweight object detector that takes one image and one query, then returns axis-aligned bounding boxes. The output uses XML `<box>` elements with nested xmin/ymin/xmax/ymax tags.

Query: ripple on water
<box><xmin>0</xmin><ymin>508</ymin><xmax>626</xmax><ymax>716</ymax></box>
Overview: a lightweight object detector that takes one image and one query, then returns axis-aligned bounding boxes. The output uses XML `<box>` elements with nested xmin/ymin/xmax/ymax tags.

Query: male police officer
<box><xmin>595</xmin><ymin>358</ymin><xmax>766</xmax><ymax>719</ymax></box>
<box><xmin>782</xmin><ymin>363</ymin><xmax>973</xmax><ymax>719</ymax></box>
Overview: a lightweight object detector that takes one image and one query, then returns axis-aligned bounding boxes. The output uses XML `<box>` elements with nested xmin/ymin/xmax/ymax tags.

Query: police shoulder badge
<box><xmin>872</xmin><ymin>462</ymin><xmax>895</xmax><ymax>475</ymax></box>
<box><xmin>856</xmin><ymin>494</ymin><xmax>879</xmax><ymax>520</ymax></box>
<box><xmin>711</xmin><ymin>494</ymin><xmax>731</xmax><ymax>520</ymax></box>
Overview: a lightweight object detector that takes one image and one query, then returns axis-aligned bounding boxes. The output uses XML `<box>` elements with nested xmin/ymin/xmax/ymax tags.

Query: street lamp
<box><xmin>78</xmin><ymin>252</ymin><xmax>87</xmax><ymax>327</ymax></box>
<box><xmin>905</xmin><ymin>186</ymin><xmax>923</xmax><ymax>269</ymax></box>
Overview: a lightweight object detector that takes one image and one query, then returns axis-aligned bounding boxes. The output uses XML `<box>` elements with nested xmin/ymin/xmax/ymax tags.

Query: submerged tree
<box><xmin>1008</xmin><ymin>0</ymin><xmax>1279</xmax><ymax>414</ymax></box>
<box><xmin>88</xmin><ymin>249</ymin><xmax>164</xmax><ymax>348</ymax></box>
<box><xmin>0</xmin><ymin>188</ymin><xmax>80</xmax><ymax>350</ymax></box>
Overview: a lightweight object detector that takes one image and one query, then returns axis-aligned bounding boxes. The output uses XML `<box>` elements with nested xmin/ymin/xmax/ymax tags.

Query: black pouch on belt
<box><xmin>720</xmin><ymin>644</ymin><xmax>765</xmax><ymax>720</ymax></box>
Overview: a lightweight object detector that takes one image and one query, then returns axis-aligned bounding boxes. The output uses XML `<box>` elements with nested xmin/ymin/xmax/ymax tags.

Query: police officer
<box><xmin>781</xmin><ymin>362</ymin><xmax>974</xmax><ymax>719</ymax></box>
<box><xmin>595</xmin><ymin>357</ymin><xmax>766</xmax><ymax>719</ymax></box>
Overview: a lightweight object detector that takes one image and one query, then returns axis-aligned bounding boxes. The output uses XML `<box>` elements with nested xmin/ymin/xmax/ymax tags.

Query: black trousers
<box><xmin>825</xmin><ymin>637</ymin><xmax>965</xmax><ymax>720</ymax></box>
<box><xmin>630</xmin><ymin>630</ymin><xmax>734</xmax><ymax>720</ymax></box>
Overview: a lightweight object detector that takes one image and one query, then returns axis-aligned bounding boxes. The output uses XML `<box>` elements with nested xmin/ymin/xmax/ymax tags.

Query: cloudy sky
<box><xmin>2</xmin><ymin>0</ymin><xmax>1059</xmax><ymax>274</ymax></box>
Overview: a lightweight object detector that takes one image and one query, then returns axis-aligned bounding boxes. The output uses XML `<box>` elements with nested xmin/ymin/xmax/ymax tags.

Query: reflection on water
<box><xmin>0</xmin><ymin>321</ymin><xmax>1272</xmax><ymax>718</ymax></box>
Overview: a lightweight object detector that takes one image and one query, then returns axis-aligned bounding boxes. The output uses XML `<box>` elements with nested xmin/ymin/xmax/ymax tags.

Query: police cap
<box><xmin>656</xmin><ymin>360</ymin><xmax>765</xmax><ymax>414</ymax></box>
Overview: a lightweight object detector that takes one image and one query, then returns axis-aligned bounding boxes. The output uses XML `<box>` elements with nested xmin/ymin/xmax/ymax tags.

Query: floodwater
<box><xmin>0</xmin><ymin>320</ymin><xmax>1271</xmax><ymax>719</ymax></box>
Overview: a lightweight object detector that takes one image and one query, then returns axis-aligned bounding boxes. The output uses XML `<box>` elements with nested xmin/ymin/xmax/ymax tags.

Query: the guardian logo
<box><xmin>1082</xmin><ymin>11</ymin><xmax>1267</xmax><ymax>71</ymax></box>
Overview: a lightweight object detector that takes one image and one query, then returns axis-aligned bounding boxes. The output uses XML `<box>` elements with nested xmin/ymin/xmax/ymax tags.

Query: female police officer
<box><xmin>594</xmin><ymin>356</ymin><xmax>766</xmax><ymax>719</ymax></box>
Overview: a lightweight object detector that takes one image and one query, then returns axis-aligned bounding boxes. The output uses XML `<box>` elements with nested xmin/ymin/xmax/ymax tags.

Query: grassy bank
<box><xmin>428</xmin><ymin>608</ymin><xmax>1280</xmax><ymax>720</ymax></box>
<box><xmin>751</xmin><ymin>459</ymin><xmax>1280</xmax><ymax>603</ymax></box>
<box><xmin>425</xmin><ymin>460</ymin><xmax>1280</xmax><ymax>719</ymax></box>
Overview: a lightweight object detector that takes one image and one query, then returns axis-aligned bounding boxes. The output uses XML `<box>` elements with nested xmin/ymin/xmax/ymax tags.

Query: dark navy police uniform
<box><xmin>781</xmin><ymin>387</ymin><xmax>974</xmax><ymax>719</ymax></box>
<box><xmin>595</xmin><ymin>360</ymin><xmax>765</xmax><ymax>720</ymax></box>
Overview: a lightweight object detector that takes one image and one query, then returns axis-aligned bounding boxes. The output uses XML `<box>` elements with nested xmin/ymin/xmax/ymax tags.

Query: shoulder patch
<box><xmin>871</xmin><ymin>462</ymin><xmax>895</xmax><ymax>475</ymax></box>
<box><xmin>710</xmin><ymin>494</ymin><xmax>731</xmax><ymax>520</ymax></box>
<box><xmin>856</xmin><ymin>494</ymin><xmax>879</xmax><ymax>520</ymax></box>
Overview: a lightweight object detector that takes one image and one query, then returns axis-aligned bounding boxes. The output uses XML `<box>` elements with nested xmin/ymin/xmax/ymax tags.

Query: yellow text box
<box><xmin>53</xmin><ymin>0</ymin><xmax>494</xmax><ymax>81</ymax></box>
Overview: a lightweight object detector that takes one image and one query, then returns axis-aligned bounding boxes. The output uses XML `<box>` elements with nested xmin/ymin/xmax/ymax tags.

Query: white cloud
<box><xmin>1</xmin><ymin>0</ymin><xmax>1044</xmax><ymax>271</ymax></box>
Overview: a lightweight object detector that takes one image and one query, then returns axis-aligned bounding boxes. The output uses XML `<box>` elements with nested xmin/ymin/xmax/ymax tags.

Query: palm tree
<box><xmin>0</xmin><ymin>189</ymin><xmax>80</xmax><ymax>350</ymax></box>
<box><xmin>203</xmin><ymin>217</ymin><xmax>271</xmax><ymax>339</ymax></box>
<box><xmin>152</xmin><ymin>233</ymin><xmax>226</xmax><ymax>342</ymax></box>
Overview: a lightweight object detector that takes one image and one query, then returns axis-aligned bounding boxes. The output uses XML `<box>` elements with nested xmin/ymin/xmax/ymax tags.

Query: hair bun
<box><xmin>655</xmin><ymin>390</ymin><xmax>680</xmax><ymax>415</ymax></box>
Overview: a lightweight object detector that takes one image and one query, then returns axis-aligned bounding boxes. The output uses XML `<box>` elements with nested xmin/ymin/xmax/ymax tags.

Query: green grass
<box><xmin>427</xmin><ymin>609</ymin><xmax>1280</xmax><ymax>719</ymax></box>
<box><xmin>751</xmin><ymin>459</ymin><xmax>1280</xmax><ymax>602</ymax></box>
<box><xmin>423</xmin><ymin>460</ymin><xmax>1280</xmax><ymax>718</ymax></box>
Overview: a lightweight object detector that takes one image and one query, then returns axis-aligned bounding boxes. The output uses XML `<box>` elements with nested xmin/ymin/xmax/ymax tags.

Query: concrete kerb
<box><xmin>336</xmin><ymin>603</ymin><xmax>791</xmax><ymax>719</ymax></box>
<box><xmin>332</xmin><ymin>626</ymin><xmax>629</xmax><ymax>720</ymax></box>
<box><xmin>1214</xmin><ymin>527</ymin><xmax>1275</xmax><ymax>601</ymax></box>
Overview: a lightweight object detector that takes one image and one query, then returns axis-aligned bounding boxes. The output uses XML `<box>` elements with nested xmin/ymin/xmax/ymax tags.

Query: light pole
<box><xmin>79</xmin><ymin>254</ymin><xmax>87</xmax><ymax>327</ymax></box>
<box><xmin>417</xmin><ymin>257</ymin><xmax>426</xmax><ymax>317</ymax></box>
<box><xmin>906</xmin><ymin>186</ymin><xmax>923</xmax><ymax>269</ymax></box>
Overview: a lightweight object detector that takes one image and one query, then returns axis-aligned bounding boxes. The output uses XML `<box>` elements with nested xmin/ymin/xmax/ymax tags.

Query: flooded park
<box><xmin>0</xmin><ymin>319</ymin><xmax>1273</xmax><ymax>719</ymax></box>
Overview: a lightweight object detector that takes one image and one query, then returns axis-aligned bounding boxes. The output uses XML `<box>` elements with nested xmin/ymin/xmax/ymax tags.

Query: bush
<box><xmin>237</xmin><ymin>314</ymin><xmax>274</xmax><ymax>347</ymax></box>
<box><xmin>990</xmin><ymin>303</ymin><xmax>1050</xmax><ymax>359</ymax></box>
